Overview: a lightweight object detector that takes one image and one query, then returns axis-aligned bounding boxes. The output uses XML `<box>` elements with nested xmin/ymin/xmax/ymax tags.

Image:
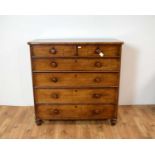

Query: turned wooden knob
<box><xmin>53</xmin><ymin>109</ymin><xmax>59</xmax><ymax>114</ymax></box>
<box><xmin>94</xmin><ymin>77</ymin><xmax>101</xmax><ymax>83</ymax></box>
<box><xmin>50</xmin><ymin>47</ymin><xmax>57</xmax><ymax>54</ymax></box>
<box><xmin>93</xmin><ymin>109</ymin><xmax>100</xmax><ymax>114</ymax></box>
<box><xmin>51</xmin><ymin>77</ymin><xmax>58</xmax><ymax>83</ymax></box>
<box><xmin>92</xmin><ymin>93</ymin><xmax>102</xmax><ymax>98</ymax></box>
<box><xmin>95</xmin><ymin>61</ymin><xmax>102</xmax><ymax>68</ymax></box>
<box><xmin>95</xmin><ymin>48</ymin><xmax>101</xmax><ymax>54</ymax></box>
<box><xmin>51</xmin><ymin>61</ymin><xmax>57</xmax><ymax>67</ymax></box>
<box><xmin>51</xmin><ymin>93</ymin><xmax>59</xmax><ymax>99</ymax></box>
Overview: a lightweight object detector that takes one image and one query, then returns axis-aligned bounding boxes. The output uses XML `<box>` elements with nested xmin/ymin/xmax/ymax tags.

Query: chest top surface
<box><xmin>28</xmin><ymin>39</ymin><xmax>124</xmax><ymax>45</ymax></box>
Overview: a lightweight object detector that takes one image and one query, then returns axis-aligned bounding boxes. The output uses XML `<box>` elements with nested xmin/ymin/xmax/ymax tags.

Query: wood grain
<box><xmin>78</xmin><ymin>44</ymin><xmax>121</xmax><ymax>57</ymax></box>
<box><xmin>33</xmin><ymin>72</ymin><xmax>119</xmax><ymax>87</ymax></box>
<box><xmin>32</xmin><ymin>45</ymin><xmax>76</xmax><ymax>57</ymax></box>
<box><xmin>34</xmin><ymin>88</ymin><xmax>117</xmax><ymax>104</ymax></box>
<box><xmin>36</xmin><ymin>104</ymin><xmax>115</xmax><ymax>120</ymax></box>
<box><xmin>32</xmin><ymin>58</ymin><xmax>120</xmax><ymax>71</ymax></box>
<box><xmin>0</xmin><ymin>105</ymin><xmax>154</xmax><ymax>139</ymax></box>
<box><xmin>29</xmin><ymin>40</ymin><xmax>123</xmax><ymax>125</ymax></box>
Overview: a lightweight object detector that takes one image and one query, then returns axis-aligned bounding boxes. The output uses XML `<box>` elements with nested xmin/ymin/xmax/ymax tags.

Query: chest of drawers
<box><xmin>28</xmin><ymin>39</ymin><xmax>123</xmax><ymax>125</ymax></box>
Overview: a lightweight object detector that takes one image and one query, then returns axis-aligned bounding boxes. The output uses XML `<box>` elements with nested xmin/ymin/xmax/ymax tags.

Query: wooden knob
<box><xmin>93</xmin><ymin>109</ymin><xmax>100</xmax><ymax>115</ymax></box>
<box><xmin>95</xmin><ymin>48</ymin><xmax>101</xmax><ymax>54</ymax></box>
<box><xmin>51</xmin><ymin>77</ymin><xmax>58</xmax><ymax>83</ymax></box>
<box><xmin>50</xmin><ymin>48</ymin><xmax>56</xmax><ymax>54</ymax></box>
<box><xmin>53</xmin><ymin>109</ymin><xmax>59</xmax><ymax>114</ymax></box>
<box><xmin>51</xmin><ymin>61</ymin><xmax>57</xmax><ymax>67</ymax></box>
<box><xmin>51</xmin><ymin>93</ymin><xmax>59</xmax><ymax>99</ymax></box>
<box><xmin>94</xmin><ymin>77</ymin><xmax>101</xmax><ymax>83</ymax></box>
<box><xmin>93</xmin><ymin>93</ymin><xmax>102</xmax><ymax>98</ymax></box>
<box><xmin>95</xmin><ymin>61</ymin><xmax>102</xmax><ymax>68</ymax></box>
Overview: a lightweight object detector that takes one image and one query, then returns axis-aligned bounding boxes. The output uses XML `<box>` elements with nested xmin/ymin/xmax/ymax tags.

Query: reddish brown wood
<box><xmin>32</xmin><ymin>45</ymin><xmax>76</xmax><ymax>57</ymax></box>
<box><xmin>33</xmin><ymin>72</ymin><xmax>119</xmax><ymax>87</ymax></box>
<box><xmin>78</xmin><ymin>44</ymin><xmax>121</xmax><ymax>57</ymax></box>
<box><xmin>36</xmin><ymin>104</ymin><xmax>115</xmax><ymax>120</ymax></box>
<box><xmin>32</xmin><ymin>58</ymin><xmax>120</xmax><ymax>71</ymax></box>
<box><xmin>28</xmin><ymin>39</ymin><xmax>123</xmax><ymax>125</ymax></box>
<box><xmin>34</xmin><ymin>88</ymin><xmax>117</xmax><ymax>104</ymax></box>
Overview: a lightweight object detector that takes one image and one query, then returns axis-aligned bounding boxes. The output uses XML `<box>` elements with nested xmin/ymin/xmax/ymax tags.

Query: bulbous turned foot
<box><xmin>36</xmin><ymin>119</ymin><xmax>43</xmax><ymax>126</ymax></box>
<box><xmin>110</xmin><ymin>118</ymin><xmax>117</xmax><ymax>126</ymax></box>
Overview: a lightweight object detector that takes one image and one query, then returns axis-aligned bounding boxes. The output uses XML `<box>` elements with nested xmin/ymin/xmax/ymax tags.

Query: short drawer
<box><xmin>33</xmin><ymin>72</ymin><xmax>119</xmax><ymax>87</ymax></box>
<box><xmin>77</xmin><ymin>44</ymin><xmax>121</xmax><ymax>57</ymax></box>
<box><xmin>32</xmin><ymin>58</ymin><xmax>120</xmax><ymax>71</ymax></box>
<box><xmin>34</xmin><ymin>88</ymin><xmax>117</xmax><ymax>104</ymax></box>
<box><xmin>32</xmin><ymin>45</ymin><xmax>76</xmax><ymax>57</ymax></box>
<box><xmin>36</xmin><ymin>104</ymin><xmax>115</xmax><ymax>120</ymax></box>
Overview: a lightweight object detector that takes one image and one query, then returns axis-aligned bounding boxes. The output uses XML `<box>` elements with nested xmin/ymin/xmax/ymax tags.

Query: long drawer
<box><xmin>32</xmin><ymin>58</ymin><xmax>120</xmax><ymax>71</ymax></box>
<box><xmin>36</xmin><ymin>104</ymin><xmax>115</xmax><ymax>120</ymax></box>
<box><xmin>34</xmin><ymin>88</ymin><xmax>117</xmax><ymax>104</ymax></box>
<box><xmin>33</xmin><ymin>72</ymin><xmax>119</xmax><ymax>87</ymax></box>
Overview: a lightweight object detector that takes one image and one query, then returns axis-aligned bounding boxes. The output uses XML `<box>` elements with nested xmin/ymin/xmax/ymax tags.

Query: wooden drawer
<box><xmin>33</xmin><ymin>72</ymin><xmax>119</xmax><ymax>87</ymax></box>
<box><xmin>36</xmin><ymin>104</ymin><xmax>115</xmax><ymax>120</ymax></box>
<box><xmin>77</xmin><ymin>44</ymin><xmax>121</xmax><ymax>57</ymax></box>
<box><xmin>32</xmin><ymin>58</ymin><xmax>120</xmax><ymax>71</ymax></box>
<box><xmin>32</xmin><ymin>45</ymin><xmax>76</xmax><ymax>57</ymax></box>
<box><xmin>34</xmin><ymin>88</ymin><xmax>117</xmax><ymax>104</ymax></box>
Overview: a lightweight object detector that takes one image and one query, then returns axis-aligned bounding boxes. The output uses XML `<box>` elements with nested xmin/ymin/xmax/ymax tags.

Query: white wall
<box><xmin>0</xmin><ymin>15</ymin><xmax>155</xmax><ymax>106</ymax></box>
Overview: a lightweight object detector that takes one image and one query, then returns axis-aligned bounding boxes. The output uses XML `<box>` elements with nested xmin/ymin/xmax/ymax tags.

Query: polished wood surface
<box><xmin>32</xmin><ymin>58</ymin><xmax>120</xmax><ymax>71</ymax></box>
<box><xmin>0</xmin><ymin>105</ymin><xmax>154</xmax><ymax>139</ymax></box>
<box><xmin>78</xmin><ymin>44</ymin><xmax>121</xmax><ymax>57</ymax></box>
<box><xmin>36</xmin><ymin>104</ymin><xmax>114</xmax><ymax>120</ymax></box>
<box><xmin>33</xmin><ymin>72</ymin><xmax>119</xmax><ymax>87</ymax></box>
<box><xmin>31</xmin><ymin>44</ymin><xmax>121</xmax><ymax>57</ymax></box>
<box><xmin>34</xmin><ymin>88</ymin><xmax>117</xmax><ymax>104</ymax></box>
<box><xmin>29</xmin><ymin>40</ymin><xmax>123</xmax><ymax>125</ymax></box>
<box><xmin>32</xmin><ymin>45</ymin><xmax>76</xmax><ymax>57</ymax></box>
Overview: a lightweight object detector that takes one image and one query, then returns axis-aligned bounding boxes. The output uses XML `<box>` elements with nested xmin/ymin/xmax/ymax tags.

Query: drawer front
<box><xmin>36</xmin><ymin>104</ymin><xmax>115</xmax><ymax>120</ymax></box>
<box><xmin>33</xmin><ymin>73</ymin><xmax>119</xmax><ymax>87</ymax></box>
<box><xmin>32</xmin><ymin>58</ymin><xmax>120</xmax><ymax>71</ymax></box>
<box><xmin>78</xmin><ymin>44</ymin><xmax>121</xmax><ymax>57</ymax></box>
<box><xmin>32</xmin><ymin>45</ymin><xmax>76</xmax><ymax>57</ymax></box>
<box><xmin>34</xmin><ymin>88</ymin><xmax>117</xmax><ymax>104</ymax></box>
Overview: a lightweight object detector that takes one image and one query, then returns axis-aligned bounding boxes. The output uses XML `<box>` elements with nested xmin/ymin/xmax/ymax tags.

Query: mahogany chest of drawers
<box><xmin>28</xmin><ymin>39</ymin><xmax>123</xmax><ymax>125</ymax></box>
